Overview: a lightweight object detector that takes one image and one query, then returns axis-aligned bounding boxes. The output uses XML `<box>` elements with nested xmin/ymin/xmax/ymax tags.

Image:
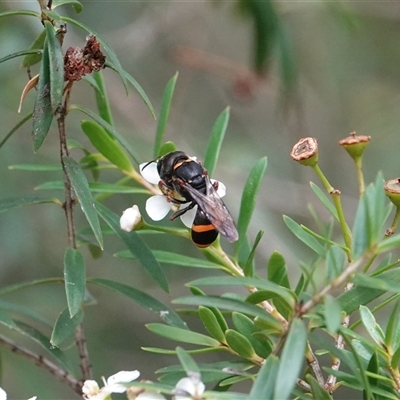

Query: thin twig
<box><xmin>57</xmin><ymin>86</ymin><xmax>92</xmax><ymax>381</ymax></box>
<box><xmin>0</xmin><ymin>333</ymin><xmax>82</xmax><ymax>394</ymax></box>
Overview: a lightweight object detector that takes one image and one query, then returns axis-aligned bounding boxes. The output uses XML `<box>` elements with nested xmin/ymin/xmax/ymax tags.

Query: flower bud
<box><xmin>338</xmin><ymin>131</ymin><xmax>371</xmax><ymax>161</ymax></box>
<box><xmin>120</xmin><ymin>205</ymin><xmax>143</xmax><ymax>232</ymax></box>
<box><xmin>290</xmin><ymin>137</ymin><xmax>318</xmax><ymax>166</ymax></box>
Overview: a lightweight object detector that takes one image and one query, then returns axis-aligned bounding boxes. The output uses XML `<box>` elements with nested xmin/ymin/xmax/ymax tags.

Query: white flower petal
<box><xmin>146</xmin><ymin>195</ymin><xmax>171</xmax><ymax>221</ymax></box>
<box><xmin>179</xmin><ymin>205</ymin><xmax>197</xmax><ymax>228</ymax></box>
<box><xmin>0</xmin><ymin>387</ymin><xmax>6</xmax><ymax>400</ymax></box>
<box><xmin>120</xmin><ymin>205</ymin><xmax>142</xmax><ymax>232</ymax></box>
<box><xmin>210</xmin><ymin>179</ymin><xmax>226</xmax><ymax>198</ymax></box>
<box><xmin>107</xmin><ymin>370</ymin><xmax>140</xmax><ymax>385</ymax></box>
<box><xmin>82</xmin><ymin>380</ymin><xmax>100</xmax><ymax>397</ymax></box>
<box><xmin>27</xmin><ymin>397</ymin><xmax>37</xmax><ymax>400</ymax></box>
<box><xmin>140</xmin><ymin>162</ymin><xmax>160</xmax><ymax>184</ymax></box>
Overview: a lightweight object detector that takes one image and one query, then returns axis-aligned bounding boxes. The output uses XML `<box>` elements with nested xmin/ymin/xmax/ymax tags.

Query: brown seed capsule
<box><xmin>338</xmin><ymin>131</ymin><xmax>371</xmax><ymax>160</ymax></box>
<box><xmin>384</xmin><ymin>178</ymin><xmax>400</xmax><ymax>207</ymax></box>
<box><xmin>290</xmin><ymin>137</ymin><xmax>318</xmax><ymax>166</ymax></box>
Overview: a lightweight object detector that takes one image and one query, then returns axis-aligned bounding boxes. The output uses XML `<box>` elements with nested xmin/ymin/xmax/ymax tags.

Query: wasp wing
<box><xmin>179</xmin><ymin>177</ymin><xmax>238</xmax><ymax>242</ymax></box>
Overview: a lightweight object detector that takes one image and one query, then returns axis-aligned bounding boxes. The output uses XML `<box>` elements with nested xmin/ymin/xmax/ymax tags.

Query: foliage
<box><xmin>1</xmin><ymin>1</ymin><xmax>400</xmax><ymax>400</ymax></box>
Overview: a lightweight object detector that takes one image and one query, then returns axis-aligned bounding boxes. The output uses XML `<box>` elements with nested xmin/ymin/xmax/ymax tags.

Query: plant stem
<box><xmin>355</xmin><ymin>158</ymin><xmax>365</xmax><ymax>198</ymax></box>
<box><xmin>312</xmin><ymin>164</ymin><xmax>352</xmax><ymax>253</ymax></box>
<box><xmin>57</xmin><ymin>88</ymin><xmax>92</xmax><ymax>382</ymax></box>
<box><xmin>0</xmin><ymin>333</ymin><xmax>82</xmax><ymax>395</ymax></box>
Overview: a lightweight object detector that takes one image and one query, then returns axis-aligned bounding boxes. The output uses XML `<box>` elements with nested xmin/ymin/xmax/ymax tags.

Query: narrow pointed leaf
<box><xmin>14</xmin><ymin>321</ymin><xmax>74</xmax><ymax>374</ymax></box>
<box><xmin>323</xmin><ymin>295</ymin><xmax>342</xmax><ymax>334</ymax></box>
<box><xmin>92</xmin><ymin>71</ymin><xmax>114</xmax><ymax>125</ymax></box>
<box><xmin>64</xmin><ymin>247</ymin><xmax>86</xmax><ymax>317</ymax></box>
<box><xmin>154</xmin><ymin>72</ymin><xmax>178</xmax><ymax>157</ymax></box>
<box><xmin>199</xmin><ymin>306</ymin><xmax>226</xmax><ymax>343</ymax></box>
<box><xmin>326</xmin><ymin>245</ymin><xmax>346</xmax><ymax>280</ymax></box>
<box><xmin>310</xmin><ymin>182</ymin><xmax>339</xmax><ymax>220</ymax></box>
<box><xmin>283</xmin><ymin>215</ymin><xmax>326</xmax><ymax>258</ymax></box>
<box><xmin>50</xmin><ymin>308</ymin><xmax>83</xmax><ymax>347</ymax></box>
<box><xmin>81</xmin><ymin>120</ymin><xmax>133</xmax><ymax>172</ymax></box>
<box><xmin>21</xmin><ymin>29</ymin><xmax>46</xmax><ymax>67</ymax></box>
<box><xmin>69</xmin><ymin>104</ymin><xmax>141</xmax><ymax>164</ymax></box>
<box><xmin>267</xmin><ymin>250</ymin><xmax>290</xmax><ymax>288</ymax></box>
<box><xmin>0</xmin><ymin>195</ymin><xmax>60</xmax><ymax>213</ymax></box>
<box><xmin>44</xmin><ymin>21</ymin><xmax>64</xmax><ymax>112</ymax></box>
<box><xmin>0</xmin><ymin>49</ymin><xmax>42</xmax><ymax>65</ymax></box>
<box><xmin>235</xmin><ymin>157</ymin><xmax>268</xmax><ymax>256</ymax></box>
<box><xmin>53</xmin><ymin>0</ymin><xmax>83</xmax><ymax>13</ymax></box>
<box><xmin>63</xmin><ymin>156</ymin><xmax>103</xmax><ymax>249</ymax></box>
<box><xmin>203</xmin><ymin>107</ymin><xmax>230</xmax><ymax>176</ymax></box>
<box><xmin>176</xmin><ymin>347</ymin><xmax>200</xmax><ymax>375</ymax></box>
<box><xmin>173</xmin><ymin>296</ymin><xmax>282</xmax><ymax>330</ymax></box>
<box><xmin>249</xmin><ymin>355</ymin><xmax>279</xmax><ymax>399</ymax></box>
<box><xmin>0</xmin><ymin>112</ymin><xmax>32</xmax><ymax>150</ymax></box>
<box><xmin>32</xmin><ymin>41</ymin><xmax>52</xmax><ymax>152</ymax></box>
<box><xmin>0</xmin><ymin>300</ymin><xmax>50</xmax><ymax>327</ymax></box>
<box><xmin>274</xmin><ymin>319</ymin><xmax>307</xmax><ymax>400</ymax></box>
<box><xmin>116</xmin><ymin>250</ymin><xmax>222</xmax><ymax>270</ymax></box>
<box><xmin>359</xmin><ymin>306</ymin><xmax>385</xmax><ymax>346</ymax></box>
<box><xmin>88</xmin><ymin>278</ymin><xmax>186</xmax><ymax>328</ymax></box>
<box><xmin>95</xmin><ymin>202</ymin><xmax>168</xmax><ymax>292</ymax></box>
<box><xmin>306</xmin><ymin>375</ymin><xmax>332</xmax><ymax>400</ymax></box>
<box><xmin>244</xmin><ymin>230</ymin><xmax>264</xmax><ymax>277</ymax></box>
<box><xmin>146</xmin><ymin>323</ymin><xmax>219</xmax><ymax>347</ymax></box>
<box><xmin>225</xmin><ymin>329</ymin><xmax>255</xmax><ymax>358</ymax></box>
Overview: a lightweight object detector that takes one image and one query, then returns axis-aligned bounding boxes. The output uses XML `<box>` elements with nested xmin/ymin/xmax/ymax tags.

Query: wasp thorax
<box><xmin>290</xmin><ymin>137</ymin><xmax>318</xmax><ymax>166</ymax></box>
<box><xmin>338</xmin><ymin>131</ymin><xmax>371</xmax><ymax>160</ymax></box>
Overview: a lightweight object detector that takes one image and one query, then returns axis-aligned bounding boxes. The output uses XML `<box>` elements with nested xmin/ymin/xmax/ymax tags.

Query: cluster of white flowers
<box><xmin>82</xmin><ymin>371</ymin><xmax>205</xmax><ymax>400</ymax></box>
<box><xmin>119</xmin><ymin>158</ymin><xmax>226</xmax><ymax>232</ymax></box>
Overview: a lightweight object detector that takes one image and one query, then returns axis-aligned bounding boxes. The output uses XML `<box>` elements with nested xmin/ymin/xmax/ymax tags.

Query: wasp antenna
<box><xmin>141</xmin><ymin>157</ymin><xmax>159</xmax><ymax>171</ymax></box>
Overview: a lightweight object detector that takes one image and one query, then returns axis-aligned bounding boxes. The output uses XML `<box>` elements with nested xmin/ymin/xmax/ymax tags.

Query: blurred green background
<box><xmin>1</xmin><ymin>1</ymin><xmax>400</xmax><ymax>398</ymax></box>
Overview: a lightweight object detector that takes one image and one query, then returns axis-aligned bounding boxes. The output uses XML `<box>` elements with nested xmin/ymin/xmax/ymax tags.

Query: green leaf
<box><xmin>352</xmin><ymin>273</ymin><xmax>400</xmax><ymax>293</ymax></box>
<box><xmin>352</xmin><ymin>174</ymin><xmax>388</xmax><ymax>259</ymax></box>
<box><xmin>225</xmin><ymin>329</ymin><xmax>255</xmax><ymax>358</ymax></box>
<box><xmin>377</xmin><ymin>233</ymin><xmax>400</xmax><ymax>254</ymax></box>
<box><xmin>283</xmin><ymin>215</ymin><xmax>327</xmax><ymax>258</ymax></box>
<box><xmin>173</xmin><ymin>296</ymin><xmax>282</xmax><ymax>331</ymax></box>
<box><xmin>105</xmin><ymin>61</ymin><xmax>155</xmax><ymax>119</ymax></box>
<box><xmin>52</xmin><ymin>0</ymin><xmax>83</xmax><ymax>13</ymax></box>
<box><xmin>146</xmin><ymin>323</ymin><xmax>219</xmax><ymax>347</ymax></box>
<box><xmin>14</xmin><ymin>321</ymin><xmax>74</xmax><ymax>374</ymax></box>
<box><xmin>385</xmin><ymin>299</ymin><xmax>400</xmax><ymax>350</ymax></box>
<box><xmin>310</xmin><ymin>182</ymin><xmax>339</xmax><ymax>220</ymax></box>
<box><xmin>69</xmin><ymin>104</ymin><xmax>141</xmax><ymax>164</ymax></box>
<box><xmin>306</xmin><ymin>374</ymin><xmax>333</xmax><ymax>400</ymax></box>
<box><xmin>61</xmin><ymin>17</ymin><xmax>128</xmax><ymax>92</ymax></box>
<box><xmin>91</xmin><ymin>71</ymin><xmax>114</xmax><ymax>125</ymax></box>
<box><xmin>0</xmin><ymin>49</ymin><xmax>42</xmax><ymax>66</ymax></box>
<box><xmin>323</xmin><ymin>295</ymin><xmax>342</xmax><ymax>334</ymax></box>
<box><xmin>36</xmin><ymin>181</ymin><xmax>149</xmax><ymax>194</ymax></box>
<box><xmin>274</xmin><ymin>319</ymin><xmax>307</xmax><ymax>400</ymax></box>
<box><xmin>0</xmin><ymin>10</ymin><xmax>40</xmax><ymax>20</ymax></box>
<box><xmin>232</xmin><ymin>312</ymin><xmax>271</xmax><ymax>358</ymax></box>
<box><xmin>50</xmin><ymin>308</ymin><xmax>83</xmax><ymax>347</ymax></box>
<box><xmin>359</xmin><ymin>305</ymin><xmax>385</xmax><ymax>346</ymax></box>
<box><xmin>88</xmin><ymin>278</ymin><xmax>186</xmax><ymax>329</ymax></box>
<box><xmin>21</xmin><ymin>29</ymin><xmax>46</xmax><ymax>67</ymax></box>
<box><xmin>244</xmin><ymin>230</ymin><xmax>264</xmax><ymax>277</ymax></box>
<box><xmin>32</xmin><ymin>39</ymin><xmax>53</xmax><ymax>152</ymax></box>
<box><xmin>0</xmin><ymin>195</ymin><xmax>60</xmax><ymax>213</ymax></box>
<box><xmin>0</xmin><ymin>113</ymin><xmax>32</xmax><ymax>150</ymax></box>
<box><xmin>44</xmin><ymin>21</ymin><xmax>64</xmax><ymax>112</ymax></box>
<box><xmin>326</xmin><ymin>245</ymin><xmax>346</xmax><ymax>280</ymax></box>
<box><xmin>203</xmin><ymin>107</ymin><xmax>230</xmax><ymax>177</ymax></box>
<box><xmin>63</xmin><ymin>156</ymin><xmax>103</xmax><ymax>249</ymax></box>
<box><xmin>267</xmin><ymin>250</ymin><xmax>290</xmax><ymax>288</ymax></box>
<box><xmin>176</xmin><ymin>347</ymin><xmax>200</xmax><ymax>375</ymax></box>
<box><xmin>154</xmin><ymin>73</ymin><xmax>178</xmax><ymax>157</ymax></box>
<box><xmin>190</xmin><ymin>276</ymin><xmax>296</xmax><ymax>310</ymax></box>
<box><xmin>116</xmin><ymin>250</ymin><xmax>223</xmax><ymax>270</ymax></box>
<box><xmin>9</xmin><ymin>163</ymin><xmax>61</xmax><ymax>171</ymax></box>
<box><xmin>95</xmin><ymin>202</ymin><xmax>168</xmax><ymax>293</ymax></box>
<box><xmin>249</xmin><ymin>355</ymin><xmax>279</xmax><ymax>399</ymax></box>
<box><xmin>0</xmin><ymin>300</ymin><xmax>50</xmax><ymax>327</ymax></box>
<box><xmin>64</xmin><ymin>247</ymin><xmax>86</xmax><ymax>317</ymax></box>
<box><xmin>199</xmin><ymin>306</ymin><xmax>226</xmax><ymax>343</ymax></box>
<box><xmin>235</xmin><ymin>157</ymin><xmax>267</xmax><ymax>256</ymax></box>
<box><xmin>158</xmin><ymin>141</ymin><xmax>177</xmax><ymax>157</ymax></box>
<box><xmin>337</xmin><ymin>268</ymin><xmax>400</xmax><ymax>313</ymax></box>
<box><xmin>81</xmin><ymin>120</ymin><xmax>133</xmax><ymax>172</ymax></box>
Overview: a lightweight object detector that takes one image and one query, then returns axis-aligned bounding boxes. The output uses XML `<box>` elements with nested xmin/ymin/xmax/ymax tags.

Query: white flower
<box><xmin>120</xmin><ymin>205</ymin><xmax>143</xmax><ymax>232</ymax></box>
<box><xmin>83</xmin><ymin>370</ymin><xmax>140</xmax><ymax>400</ymax></box>
<box><xmin>173</xmin><ymin>374</ymin><xmax>205</xmax><ymax>400</ymax></box>
<box><xmin>139</xmin><ymin>160</ymin><xmax>226</xmax><ymax>228</ymax></box>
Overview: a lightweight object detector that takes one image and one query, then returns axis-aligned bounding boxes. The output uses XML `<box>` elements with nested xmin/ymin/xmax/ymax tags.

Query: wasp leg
<box><xmin>170</xmin><ymin>201</ymin><xmax>196</xmax><ymax>220</ymax></box>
